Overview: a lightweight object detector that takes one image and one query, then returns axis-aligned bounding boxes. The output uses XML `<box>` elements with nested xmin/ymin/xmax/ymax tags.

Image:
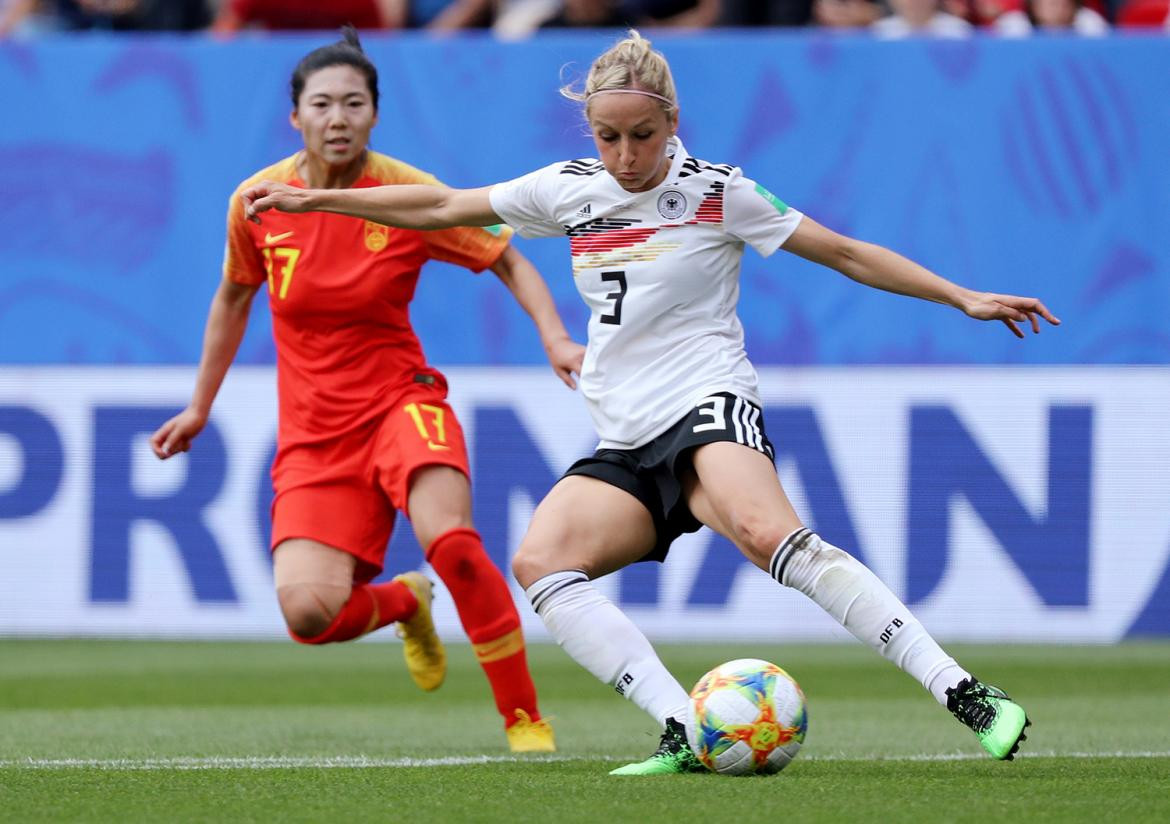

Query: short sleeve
<box><xmin>723</xmin><ymin>169</ymin><xmax>804</xmax><ymax>258</ymax></box>
<box><xmin>423</xmin><ymin>223</ymin><xmax>513</xmax><ymax>273</ymax></box>
<box><xmin>366</xmin><ymin>152</ymin><xmax>514</xmax><ymax>272</ymax></box>
<box><xmin>488</xmin><ymin>163</ymin><xmax>566</xmax><ymax>239</ymax></box>
<box><xmin>222</xmin><ymin>190</ymin><xmax>266</xmax><ymax>286</ymax></box>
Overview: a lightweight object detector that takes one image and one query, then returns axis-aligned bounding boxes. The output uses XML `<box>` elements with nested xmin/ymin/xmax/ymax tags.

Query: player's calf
<box><xmin>428</xmin><ymin>528</ymin><xmax>545</xmax><ymax>738</ymax></box>
<box><xmin>770</xmin><ymin>528</ymin><xmax>972</xmax><ymax>705</ymax></box>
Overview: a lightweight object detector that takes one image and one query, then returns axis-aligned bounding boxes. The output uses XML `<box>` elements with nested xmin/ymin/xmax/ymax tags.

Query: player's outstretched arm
<box><xmin>781</xmin><ymin>216</ymin><xmax>1061</xmax><ymax>338</ymax></box>
<box><xmin>150</xmin><ymin>278</ymin><xmax>259</xmax><ymax>459</ymax></box>
<box><xmin>241</xmin><ymin>181</ymin><xmax>501</xmax><ymax>231</ymax></box>
<box><xmin>489</xmin><ymin>246</ymin><xmax>585</xmax><ymax>389</ymax></box>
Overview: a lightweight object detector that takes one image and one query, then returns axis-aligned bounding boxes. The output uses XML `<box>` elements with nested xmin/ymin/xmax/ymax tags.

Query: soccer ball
<box><xmin>685</xmin><ymin>658</ymin><xmax>808</xmax><ymax>776</ymax></box>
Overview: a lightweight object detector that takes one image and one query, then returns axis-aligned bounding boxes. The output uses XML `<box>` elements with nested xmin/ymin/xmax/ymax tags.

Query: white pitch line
<box><xmin>2</xmin><ymin>751</ymin><xmax>1169</xmax><ymax>770</ymax></box>
<box><xmin>0</xmin><ymin>755</ymin><xmax>567</xmax><ymax>771</ymax></box>
<box><xmin>810</xmin><ymin>751</ymin><xmax>1170</xmax><ymax>762</ymax></box>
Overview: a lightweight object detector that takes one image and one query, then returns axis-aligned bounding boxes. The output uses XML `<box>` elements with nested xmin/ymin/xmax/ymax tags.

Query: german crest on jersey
<box><xmin>364</xmin><ymin>220</ymin><xmax>389</xmax><ymax>252</ymax></box>
<box><xmin>657</xmin><ymin>190</ymin><xmax>687</xmax><ymax>220</ymax></box>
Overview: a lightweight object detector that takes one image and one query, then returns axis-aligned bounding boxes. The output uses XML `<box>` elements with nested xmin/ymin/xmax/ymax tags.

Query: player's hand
<box><xmin>960</xmin><ymin>292</ymin><xmax>1061</xmax><ymax>338</ymax></box>
<box><xmin>240</xmin><ymin>180</ymin><xmax>311</xmax><ymax>223</ymax></box>
<box><xmin>150</xmin><ymin>407</ymin><xmax>208</xmax><ymax>459</ymax></box>
<box><xmin>546</xmin><ymin>336</ymin><xmax>586</xmax><ymax>390</ymax></box>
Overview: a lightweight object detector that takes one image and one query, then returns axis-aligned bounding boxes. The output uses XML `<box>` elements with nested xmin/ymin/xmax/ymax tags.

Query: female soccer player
<box><xmin>240</xmin><ymin>31</ymin><xmax>1059</xmax><ymax>773</ymax></box>
<box><xmin>151</xmin><ymin>29</ymin><xmax>580</xmax><ymax>753</ymax></box>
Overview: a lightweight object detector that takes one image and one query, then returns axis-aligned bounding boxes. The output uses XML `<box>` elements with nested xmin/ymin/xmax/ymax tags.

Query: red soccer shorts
<box><xmin>269</xmin><ymin>386</ymin><xmax>470</xmax><ymax>582</ymax></box>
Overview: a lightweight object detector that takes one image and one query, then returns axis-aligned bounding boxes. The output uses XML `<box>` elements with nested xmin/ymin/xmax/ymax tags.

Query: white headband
<box><xmin>586</xmin><ymin>88</ymin><xmax>676</xmax><ymax>108</ymax></box>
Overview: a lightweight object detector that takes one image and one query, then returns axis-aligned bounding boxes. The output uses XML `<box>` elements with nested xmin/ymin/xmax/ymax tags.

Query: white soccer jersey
<box><xmin>490</xmin><ymin>137</ymin><xmax>804</xmax><ymax>450</ymax></box>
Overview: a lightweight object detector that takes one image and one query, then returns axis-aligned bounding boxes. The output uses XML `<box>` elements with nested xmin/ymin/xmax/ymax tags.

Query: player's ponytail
<box><xmin>560</xmin><ymin>29</ymin><xmax>678</xmax><ymax>117</ymax></box>
<box><xmin>290</xmin><ymin>25</ymin><xmax>380</xmax><ymax>111</ymax></box>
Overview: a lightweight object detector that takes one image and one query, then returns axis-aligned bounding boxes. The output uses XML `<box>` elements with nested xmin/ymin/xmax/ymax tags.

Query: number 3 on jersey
<box><xmin>262</xmin><ymin>247</ymin><xmax>301</xmax><ymax>299</ymax></box>
<box><xmin>600</xmin><ymin>270</ymin><xmax>627</xmax><ymax>325</ymax></box>
<box><xmin>404</xmin><ymin>402</ymin><xmax>451</xmax><ymax>451</ymax></box>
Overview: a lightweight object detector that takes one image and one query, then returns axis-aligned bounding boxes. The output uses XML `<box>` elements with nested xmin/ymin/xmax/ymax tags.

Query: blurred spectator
<box><xmin>65</xmin><ymin>0</ymin><xmax>210</xmax><ymax>30</ymax></box>
<box><xmin>636</xmin><ymin>0</ymin><xmax>722</xmax><ymax>27</ymax></box>
<box><xmin>213</xmin><ymin>0</ymin><xmax>398</xmax><ymax>32</ymax></box>
<box><xmin>721</xmin><ymin>0</ymin><xmax>814</xmax><ymax>26</ymax></box>
<box><xmin>540</xmin><ymin>0</ymin><xmax>634</xmax><ymax>26</ymax></box>
<box><xmin>420</xmin><ymin>0</ymin><xmax>493</xmax><ymax>28</ymax></box>
<box><xmin>425</xmin><ymin>0</ymin><xmax>614</xmax><ymax>33</ymax></box>
<box><xmin>2</xmin><ymin>0</ymin><xmax>210</xmax><ymax>33</ymax></box>
<box><xmin>0</xmin><ymin>0</ymin><xmax>38</xmax><ymax>36</ymax></box>
<box><xmin>942</xmin><ymin>0</ymin><xmax>1019</xmax><ymax>25</ymax></box>
<box><xmin>493</xmin><ymin>0</ymin><xmax>560</xmax><ymax>37</ymax></box>
<box><xmin>814</xmin><ymin>0</ymin><xmax>883</xmax><ymax>26</ymax></box>
<box><xmin>1112</xmin><ymin>0</ymin><xmax>1167</xmax><ymax>23</ymax></box>
<box><xmin>872</xmin><ymin>0</ymin><xmax>973</xmax><ymax>35</ymax></box>
<box><xmin>537</xmin><ymin>0</ymin><xmax>720</xmax><ymax>29</ymax></box>
<box><xmin>995</xmin><ymin>0</ymin><xmax>1109</xmax><ymax>32</ymax></box>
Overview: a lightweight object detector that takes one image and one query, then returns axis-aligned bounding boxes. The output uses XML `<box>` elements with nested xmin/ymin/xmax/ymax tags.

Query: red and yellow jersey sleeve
<box><xmin>223</xmin><ymin>156</ymin><xmax>300</xmax><ymax>287</ymax></box>
<box><xmin>365</xmin><ymin>152</ymin><xmax>512</xmax><ymax>273</ymax></box>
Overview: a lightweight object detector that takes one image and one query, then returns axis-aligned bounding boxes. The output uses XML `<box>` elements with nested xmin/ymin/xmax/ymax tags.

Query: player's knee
<box><xmin>510</xmin><ymin>543</ymin><xmax>541</xmax><ymax>589</ymax></box>
<box><xmin>511</xmin><ymin>538</ymin><xmax>561</xmax><ymax>590</ymax></box>
<box><xmin>415</xmin><ymin>517</ymin><xmax>474</xmax><ymax>555</ymax></box>
<box><xmin>510</xmin><ymin>509</ymin><xmax>577</xmax><ymax>588</ymax></box>
<box><xmin>277</xmin><ymin>583</ymin><xmax>343</xmax><ymax>640</ymax></box>
<box><xmin>726</xmin><ymin>509</ymin><xmax>790</xmax><ymax>566</ymax></box>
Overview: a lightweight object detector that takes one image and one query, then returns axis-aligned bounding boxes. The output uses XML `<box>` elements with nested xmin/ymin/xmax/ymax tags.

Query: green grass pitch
<box><xmin>2</xmin><ymin>640</ymin><xmax>1168</xmax><ymax>822</ymax></box>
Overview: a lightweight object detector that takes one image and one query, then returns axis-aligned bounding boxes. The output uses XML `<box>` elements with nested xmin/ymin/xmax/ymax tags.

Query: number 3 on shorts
<box><xmin>404</xmin><ymin>402</ymin><xmax>451</xmax><ymax>451</ymax></box>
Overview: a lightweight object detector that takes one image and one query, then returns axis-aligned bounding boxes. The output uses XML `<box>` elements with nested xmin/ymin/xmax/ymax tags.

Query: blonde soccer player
<box><xmin>241</xmin><ymin>30</ymin><xmax>1058</xmax><ymax>774</ymax></box>
<box><xmin>152</xmin><ymin>28</ymin><xmax>581</xmax><ymax>752</ymax></box>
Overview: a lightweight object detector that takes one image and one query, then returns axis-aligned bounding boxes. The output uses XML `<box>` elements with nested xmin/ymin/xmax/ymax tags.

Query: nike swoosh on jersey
<box><xmin>264</xmin><ymin>231</ymin><xmax>294</xmax><ymax>244</ymax></box>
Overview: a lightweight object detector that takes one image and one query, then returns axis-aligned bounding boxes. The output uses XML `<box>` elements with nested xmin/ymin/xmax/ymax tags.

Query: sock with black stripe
<box><xmin>526</xmin><ymin>570</ymin><xmax>689</xmax><ymax>725</ymax></box>
<box><xmin>770</xmin><ymin>528</ymin><xmax>969</xmax><ymax>706</ymax></box>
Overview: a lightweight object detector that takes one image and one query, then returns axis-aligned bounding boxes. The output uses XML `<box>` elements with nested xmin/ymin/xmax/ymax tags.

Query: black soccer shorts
<box><xmin>562</xmin><ymin>392</ymin><xmax>775</xmax><ymax>562</ymax></box>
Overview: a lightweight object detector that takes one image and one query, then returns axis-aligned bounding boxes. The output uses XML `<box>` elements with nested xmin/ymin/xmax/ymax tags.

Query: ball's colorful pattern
<box><xmin>687</xmin><ymin>659</ymin><xmax>808</xmax><ymax>775</ymax></box>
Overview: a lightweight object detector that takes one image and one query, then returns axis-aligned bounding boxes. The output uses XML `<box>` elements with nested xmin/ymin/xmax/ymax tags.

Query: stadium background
<box><xmin>1</xmin><ymin>32</ymin><xmax>1168</xmax><ymax>644</ymax></box>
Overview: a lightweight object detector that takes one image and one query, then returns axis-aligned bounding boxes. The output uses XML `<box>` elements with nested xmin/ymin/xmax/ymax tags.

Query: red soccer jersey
<box><xmin>223</xmin><ymin>152</ymin><xmax>511</xmax><ymax>449</ymax></box>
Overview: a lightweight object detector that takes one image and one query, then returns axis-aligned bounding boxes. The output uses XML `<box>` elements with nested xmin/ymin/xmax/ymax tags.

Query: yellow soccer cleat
<box><xmin>393</xmin><ymin>572</ymin><xmax>446</xmax><ymax>692</ymax></box>
<box><xmin>506</xmin><ymin>709</ymin><xmax>556</xmax><ymax>753</ymax></box>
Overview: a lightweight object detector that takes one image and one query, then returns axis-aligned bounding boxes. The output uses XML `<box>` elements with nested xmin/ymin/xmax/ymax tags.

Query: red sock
<box><xmin>290</xmin><ymin>580</ymin><xmax>417</xmax><ymax>645</ymax></box>
<box><xmin>427</xmin><ymin>527</ymin><xmax>540</xmax><ymax>726</ymax></box>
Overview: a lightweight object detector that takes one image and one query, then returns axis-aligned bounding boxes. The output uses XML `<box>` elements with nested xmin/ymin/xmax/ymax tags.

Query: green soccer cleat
<box><xmin>609</xmin><ymin>718</ymin><xmax>709</xmax><ymax>776</ymax></box>
<box><xmin>946</xmin><ymin>677</ymin><xmax>1031</xmax><ymax>760</ymax></box>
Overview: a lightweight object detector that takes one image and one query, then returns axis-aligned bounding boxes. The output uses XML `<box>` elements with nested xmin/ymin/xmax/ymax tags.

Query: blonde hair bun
<box><xmin>560</xmin><ymin>29</ymin><xmax>678</xmax><ymax>115</ymax></box>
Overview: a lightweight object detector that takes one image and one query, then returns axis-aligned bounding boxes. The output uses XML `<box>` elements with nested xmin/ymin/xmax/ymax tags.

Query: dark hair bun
<box><xmin>341</xmin><ymin>24</ymin><xmax>364</xmax><ymax>52</ymax></box>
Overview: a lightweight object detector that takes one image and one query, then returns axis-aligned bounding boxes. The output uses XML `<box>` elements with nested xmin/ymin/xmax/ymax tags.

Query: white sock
<box><xmin>771</xmin><ymin>529</ymin><xmax>969</xmax><ymax>706</ymax></box>
<box><xmin>526</xmin><ymin>570</ymin><xmax>690</xmax><ymax>725</ymax></box>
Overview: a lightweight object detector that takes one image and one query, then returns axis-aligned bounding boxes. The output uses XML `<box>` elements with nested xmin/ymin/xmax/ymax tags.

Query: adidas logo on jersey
<box><xmin>575</xmin><ymin>203</ymin><xmax>592</xmax><ymax>218</ymax></box>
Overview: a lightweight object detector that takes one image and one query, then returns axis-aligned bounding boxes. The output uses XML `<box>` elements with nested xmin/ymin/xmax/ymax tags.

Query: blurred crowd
<box><xmin>1</xmin><ymin>0</ymin><xmax>1167</xmax><ymax>38</ymax></box>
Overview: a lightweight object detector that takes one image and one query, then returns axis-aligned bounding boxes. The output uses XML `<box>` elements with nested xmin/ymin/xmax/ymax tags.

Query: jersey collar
<box><xmin>661</xmin><ymin>135</ymin><xmax>688</xmax><ymax>186</ymax></box>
